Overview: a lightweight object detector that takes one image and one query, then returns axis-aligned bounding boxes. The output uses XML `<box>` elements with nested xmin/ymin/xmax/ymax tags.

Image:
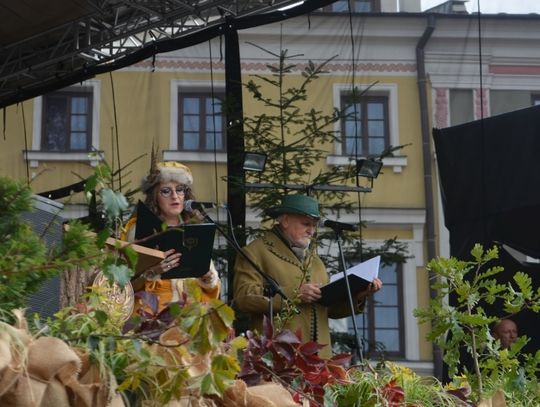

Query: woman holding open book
<box><xmin>121</xmin><ymin>160</ymin><xmax>220</xmax><ymax>311</ymax></box>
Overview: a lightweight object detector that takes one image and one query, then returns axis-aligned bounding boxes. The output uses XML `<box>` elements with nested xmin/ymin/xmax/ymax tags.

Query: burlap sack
<box><xmin>0</xmin><ymin>326</ymin><xmax>124</xmax><ymax>407</ymax></box>
<box><xmin>67</xmin><ymin>351</ymin><xmax>125</xmax><ymax>407</ymax></box>
<box><xmin>220</xmin><ymin>380</ymin><xmax>300</xmax><ymax>407</ymax></box>
<box><xmin>477</xmin><ymin>390</ymin><xmax>507</xmax><ymax>407</ymax></box>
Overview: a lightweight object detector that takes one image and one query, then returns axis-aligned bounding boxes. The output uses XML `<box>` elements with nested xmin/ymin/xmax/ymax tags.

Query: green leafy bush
<box><xmin>414</xmin><ymin>244</ymin><xmax>540</xmax><ymax>404</ymax></box>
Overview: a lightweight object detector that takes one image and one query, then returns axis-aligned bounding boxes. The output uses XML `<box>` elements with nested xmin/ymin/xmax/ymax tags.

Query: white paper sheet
<box><xmin>329</xmin><ymin>255</ymin><xmax>381</xmax><ymax>283</ymax></box>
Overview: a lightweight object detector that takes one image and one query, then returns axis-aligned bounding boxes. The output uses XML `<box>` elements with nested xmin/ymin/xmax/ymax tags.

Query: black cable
<box><xmin>346</xmin><ymin>0</ymin><xmax>368</xmax><ymax>360</ymax></box>
<box><xmin>21</xmin><ymin>102</ymin><xmax>30</xmax><ymax>186</ymax></box>
<box><xmin>2</xmin><ymin>107</ymin><xmax>6</xmax><ymax>140</ymax></box>
<box><xmin>109</xmin><ymin>71</ymin><xmax>122</xmax><ymax>191</ymax></box>
<box><xmin>208</xmin><ymin>40</ymin><xmax>221</xmax><ymax>226</ymax></box>
<box><xmin>477</xmin><ymin>0</ymin><xmax>484</xmax><ymax>120</ymax></box>
<box><xmin>476</xmin><ymin>0</ymin><xmax>488</xmax><ymax>245</ymax></box>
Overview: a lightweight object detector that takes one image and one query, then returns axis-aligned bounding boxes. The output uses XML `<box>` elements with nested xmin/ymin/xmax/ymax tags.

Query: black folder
<box><xmin>318</xmin><ymin>256</ymin><xmax>380</xmax><ymax>307</ymax></box>
<box><xmin>134</xmin><ymin>200</ymin><xmax>216</xmax><ymax>279</ymax></box>
<box><xmin>319</xmin><ymin>275</ymin><xmax>371</xmax><ymax>307</ymax></box>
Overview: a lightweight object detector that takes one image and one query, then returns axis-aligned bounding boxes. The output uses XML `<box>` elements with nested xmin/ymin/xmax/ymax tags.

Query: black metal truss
<box><xmin>0</xmin><ymin>0</ymin><xmax>333</xmax><ymax>109</ymax></box>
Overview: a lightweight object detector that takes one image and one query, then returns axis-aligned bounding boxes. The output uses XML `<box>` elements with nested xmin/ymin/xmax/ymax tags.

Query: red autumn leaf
<box><xmin>297</xmin><ymin>351</ymin><xmax>325</xmax><ymax>369</ymax></box>
<box><xmin>74</xmin><ymin>303</ymin><xmax>88</xmax><ymax>313</ymax></box>
<box><xmin>329</xmin><ymin>352</ymin><xmax>352</xmax><ymax>366</ymax></box>
<box><xmin>274</xmin><ymin>329</ymin><xmax>302</xmax><ymax>345</ymax></box>
<box><xmin>382</xmin><ymin>380</ymin><xmax>405</xmax><ymax>403</ymax></box>
<box><xmin>327</xmin><ymin>364</ymin><xmax>348</xmax><ymax>381</ymax></box>
<box><xmin>262</xmin><ymin>315</ymin><xmax>273</xmax><ymax>338</ymax></box>
<box><xmin>272</xmin><ymin>342</ymin><xmax>295</xmax><ymax>362</ymax></box>
<box><xmin>295</xmin><ymin>355</ymin><xmax>321</xmax><ymax>377</ymax></box>
<box><xmin>303</xmin><ymin>369</ymin><xmax>323</xmax><ymax>383</ymax></box>
<box><xmin>299</xmin><ymin>341</ymin><xmax>325</xmax><ymax>356</ymax></box>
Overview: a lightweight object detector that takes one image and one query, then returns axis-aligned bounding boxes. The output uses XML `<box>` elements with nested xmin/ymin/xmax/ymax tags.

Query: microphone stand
<box><xmin>329</xmin><ymin>226</ymin><xmax>364</xmax><ymax>363</ymax></box>
<box><xmin>197</xmin><ymin>208</ymin><xmax>288</xmax><ymax>322</ymax></box>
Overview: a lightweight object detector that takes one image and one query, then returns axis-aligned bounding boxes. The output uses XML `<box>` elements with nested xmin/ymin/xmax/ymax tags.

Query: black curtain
<box><xmin>433</xmin><ymin>104</ymin><xmax>540</xmax><ymax>360</ymax></box>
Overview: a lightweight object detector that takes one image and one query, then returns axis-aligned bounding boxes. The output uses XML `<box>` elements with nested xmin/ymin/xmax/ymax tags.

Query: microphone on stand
<box><xmin>186</xmin><ymin>200</ymin><xmax>290</xmax><ymax>318</ymax></box>
<box><xmin>184</xmin><ymin>200</ymin><xmax>215</xmax><ymax>212</ymax></box>
<box><xmin>319</xmin><ymin>218</ymin><xmax>357</xmax><ymax>232</ymax></box>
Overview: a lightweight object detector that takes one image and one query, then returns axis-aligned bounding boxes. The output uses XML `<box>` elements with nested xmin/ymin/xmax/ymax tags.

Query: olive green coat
<box><xmin>233</xmin><ymin>229</ymin><xmax>364</xmax><ymax>359</ymax></box>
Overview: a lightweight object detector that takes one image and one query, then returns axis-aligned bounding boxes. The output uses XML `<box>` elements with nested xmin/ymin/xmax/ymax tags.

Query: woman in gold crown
<box><xmin>122</xmin><ymin>161</ymin><xmax>220</xmax><ymax>311</ymax></box>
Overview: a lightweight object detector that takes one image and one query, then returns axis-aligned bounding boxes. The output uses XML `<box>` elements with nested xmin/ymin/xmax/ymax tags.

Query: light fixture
<box><xmin>243</xmin><ymin>152</ymin><xmax>267</xmax><ymax>173</ymax></box>
<box><xmin>356</xmin><ymin>158</ymin><xmax>382</xmax><ymax>179</ymax></box>
<box><xmin>356</xmin><ymin>158</ymin><xmax>382</xmax><ymax>189</ymax></box>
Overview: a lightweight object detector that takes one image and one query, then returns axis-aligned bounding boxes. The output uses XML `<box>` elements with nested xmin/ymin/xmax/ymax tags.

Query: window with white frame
<box><xmin>178</xmin><ymin>92</ymin><xmax>226</xmax><ymax>152</ymax></box>
<box><xmin>348</xmin><ymin>261</ymin><xmax>404</xmax><ymax>358</ymax></box>
<box><xmin>41</xmin><ymin>89</ymin><xmax>93</xmax><ymax>152</ymax></box>
<box><xmin>27</xmin><ymin>81</ymin><xmax>101</xmax><ymax>167</ymax></box>
<box><xmin>328</xmin><ymin>83</ymin><xmax>405</xmax><ymax>172</ymax></box>
<box><xmin>341</xmin><ymin>93</ymin><xmax>389</xmax><ymax>157</ymax></box>
<box><xmin>166</xmin><ymin>81</ymin><xmax>227</xmax><ymax>163</ymax></box>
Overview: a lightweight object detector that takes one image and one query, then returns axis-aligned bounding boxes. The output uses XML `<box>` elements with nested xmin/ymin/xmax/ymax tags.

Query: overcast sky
<box><xmin>421</xmin><ymin>0</ymin><xmax>540</xmax><ymax>13</ymax></box>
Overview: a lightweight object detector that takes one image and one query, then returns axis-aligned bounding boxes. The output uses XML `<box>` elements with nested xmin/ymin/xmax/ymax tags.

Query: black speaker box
<box><xmin>21</xmin><ymin>195</ymin><xmax>64</xmax><ymax>319</ymax></box>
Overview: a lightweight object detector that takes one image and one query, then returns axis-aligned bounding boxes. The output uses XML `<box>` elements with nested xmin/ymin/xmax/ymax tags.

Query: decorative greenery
<box><xmin>328</xmin><ymin>362</ymin><xmax>466</xmax><ymax>406</ymax></box>
<box><xmin>239</xmin><ymin>317</ymin><xmax>467</xmax><ymax>407</ymax></box>
<box><xmin>40</xmin><ymin>282</ymin><xmax>242</xmax><ymax>404</ymax></box>
<box><xmin>0</xmin><ymin>177</ymin><xmax>50</xmax><ymax>317</ymax></box>
<box><xmin>8</xmin><ymin>172</ymin><xmax>536</xmax><ymax>407</ymax></box>
<box><xmin>0</xmin><ymin>174</ymin><xmax>244</xmax><ymax>405</ymax></box>
<box><xmin>414</xmin><ymin>244</ymin><xmax>540</xmax><ymax>405</ymax></box>
<box><xmin>82</xmin><ymin>160</ymin><xmax>143</xmax><ymax>289</ymax></box>
<box><xmin>0</xmin><ymin>177</ymin><xmax>110</xmax><ymax>320</ymax></box>
<box><xmin>238</xmin><ymin>316</ymin><xmax>351</xmax><ymax>406</ymax></box>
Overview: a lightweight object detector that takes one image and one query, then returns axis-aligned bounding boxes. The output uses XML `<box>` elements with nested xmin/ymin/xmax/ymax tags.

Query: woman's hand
<box><xmin>160</xmin><ymin>249</ymin><xmax>182</xmax><ymax>273</ymax></box>
<box><xmin>298</xmin><ymin>283</ymin><xmax>322</xmax><ymax>303</ymax></box>
<box><xmin>144</xmin><ymin>249</ymin><xmax>181</xmax><ymax>280</ymax></box>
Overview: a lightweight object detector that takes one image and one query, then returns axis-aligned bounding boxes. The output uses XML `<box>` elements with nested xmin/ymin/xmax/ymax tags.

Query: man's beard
<box><xmin>292</xmin><ymin>237</ymin><xmax>311</xmax><ymax>249</ymax></box>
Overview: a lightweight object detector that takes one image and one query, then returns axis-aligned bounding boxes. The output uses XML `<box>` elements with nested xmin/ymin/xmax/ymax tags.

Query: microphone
<box><xmin>319</xmin><ymin>218</ymin><xmax>357</xmax><ymax>232</ymax></box>
<box><xmin>184</xmin><ymin>200</ymin><xmax>215</xmax><ymax>212</ymax></box>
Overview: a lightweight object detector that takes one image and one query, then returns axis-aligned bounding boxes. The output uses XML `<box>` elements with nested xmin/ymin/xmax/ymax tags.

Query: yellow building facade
<box><xmin>0</xmin><ymin>12</ymin><xmax>437</xmax><ymax>374</ymax></box>
<box><xmin>5</xmin><ymin>9</ymin><xmax>540</xmax><ymax>374</ymax></box>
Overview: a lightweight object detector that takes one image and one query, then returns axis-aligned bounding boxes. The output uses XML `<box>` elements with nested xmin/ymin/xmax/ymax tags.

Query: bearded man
<box><xmin>233</xmin><ymin>194</ymin><xmax>381</xmax><ymax>358</ymax></box>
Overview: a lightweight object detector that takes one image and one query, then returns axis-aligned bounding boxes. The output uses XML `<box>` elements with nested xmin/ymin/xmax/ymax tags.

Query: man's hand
<box><xmin>355</xmin><ymin>277</ymin><xmax>382</xmax><ymax>300</ymax></box>
<box><xmin>198</xmin><ymin>267</ymin><xmax>219</xmax><ymax>288</ymax></box>
<box><xmin>298</xmin><ymin>283</ymin><xmax>322</xmax><ymax>303</ymax></box>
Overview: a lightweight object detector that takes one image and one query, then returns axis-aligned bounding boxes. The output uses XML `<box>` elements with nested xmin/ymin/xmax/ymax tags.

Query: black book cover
<box><xmin>134</xmin><ymin>200</ymin><xmax>216</xmax><ymax>279</ymax></box>
<box><xmin>319</xmin><ymin>275</ymin><xmax>371</xmax><ymax>307</ymax></box>
<box><xmin>318</xmin><ymin>256</ymin><xmax>380</xmax><ymax>307</ymax></box>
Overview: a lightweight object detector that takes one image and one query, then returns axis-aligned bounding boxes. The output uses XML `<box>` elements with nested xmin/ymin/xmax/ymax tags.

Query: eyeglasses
<box><xmin>159</xmin><ymin>186</ymin><xmax>187</xmax><ymax>198</ymax></box>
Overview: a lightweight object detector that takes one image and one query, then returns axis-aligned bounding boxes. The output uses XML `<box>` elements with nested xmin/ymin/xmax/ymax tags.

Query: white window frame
<box><xmin>164</xmin><ymin>80</ymin><xmax>227</xmax><ymax>163</ymax></box>
<box><xmin>26</xmin><ymin>80</ymin><xmax>102</xmax><ymax>168</ymax></box>
<box><xmin>326</xmin><ymin>83</ymin><xmax>407</xmax><ymax>173</ymax></box>
<box><xmin>327</xmin><ymin>207</ymin><xmax>425</xmax><ymax>362</ymax></box>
